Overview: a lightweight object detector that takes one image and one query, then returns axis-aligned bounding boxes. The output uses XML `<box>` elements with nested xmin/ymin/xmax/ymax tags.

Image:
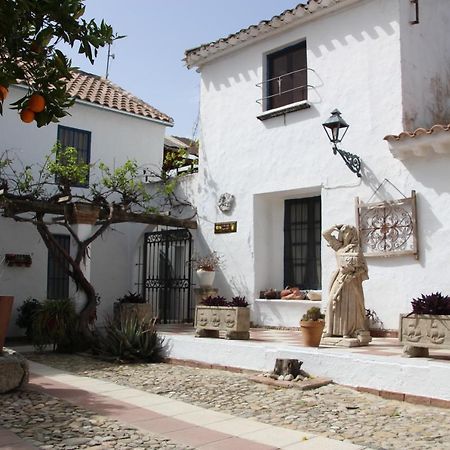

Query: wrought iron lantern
<box><xmin>322</xmin><ymin>109</ymin><xmax>361</xmax><ymax>177</ymax></box>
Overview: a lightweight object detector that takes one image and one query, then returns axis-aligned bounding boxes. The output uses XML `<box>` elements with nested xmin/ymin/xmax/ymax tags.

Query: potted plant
<box><xmin>300</xmin><ymin>306</ymin><xmax>325</xmax><ymax>347</ymax></box>
<box><xmin>0</xmin><ymin>295</ymin><xmax>14</xmax><ymax>353</ymax></box>
<box><xmin>195</xmin><ymin>295</ymin><xmax>250</xmax><ymax>340</ymax></box>
<box><xmin>400</xmin><ymin>292</ymin><xmax>450</xmax><ymax>357</ymax></box>
<box><xmin>113</xmin><ymin>292</ymin><xmax>153</xmax><ymax>326</ymax></box>
<box><xmin>192</xmin><ymin>251</ymin><xmax>222</xmax><ymax>288</ymax></box>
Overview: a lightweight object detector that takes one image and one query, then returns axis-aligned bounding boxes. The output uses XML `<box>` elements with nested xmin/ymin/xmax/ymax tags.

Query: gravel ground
<box><xmin>18</xmin><ymin>352</ymin><xmax>450</xmax><ymax>450</ymax></box>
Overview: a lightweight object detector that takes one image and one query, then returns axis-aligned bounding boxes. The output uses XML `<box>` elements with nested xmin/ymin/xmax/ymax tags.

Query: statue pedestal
<box><xmin>321</xmin><ymin>330</ymin><xmax>371</xmax><ymax>347</ymax></box>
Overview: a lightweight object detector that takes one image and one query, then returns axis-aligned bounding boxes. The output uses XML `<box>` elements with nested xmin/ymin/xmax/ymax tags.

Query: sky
<box><xmin>65</xmin><ymin>0</ymin><xmax>301</xmax><ymax>139</ymax></box>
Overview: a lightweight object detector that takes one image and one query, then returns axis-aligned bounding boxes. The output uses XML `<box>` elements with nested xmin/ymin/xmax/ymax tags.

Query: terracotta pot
<box><xmin>300</xmin><ymin>320</ymin><xmax>325</xmax><ymax>347</ymax></box>
<box><xmin>0</xmin><ymin>296</ymin><xmax>14</xmax><ymax>352</ymax></box>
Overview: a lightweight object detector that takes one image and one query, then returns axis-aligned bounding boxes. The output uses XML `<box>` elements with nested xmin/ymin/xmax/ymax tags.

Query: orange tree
<box><xmin>0</xmin><ymin>0</ymin><xmax>120</xmax><ymax>126</ymax></box>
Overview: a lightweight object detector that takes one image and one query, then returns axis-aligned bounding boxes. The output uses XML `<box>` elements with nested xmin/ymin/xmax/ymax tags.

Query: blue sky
<box><xmin>66</xmin><ymin>1</ymin><xmax>300</xmax><ymax>138</ymax></box>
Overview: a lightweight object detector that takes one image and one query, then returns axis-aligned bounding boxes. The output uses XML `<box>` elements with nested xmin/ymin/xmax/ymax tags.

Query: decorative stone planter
<box><xmin>195</xmin><ymin>306</ymin><xmax>250</xmax><ymax>340</ymax></box>
<box><xmin>113</xmin><ymin>303</ymin><xmax>153</xmax><ymax>326</ymax></box>
<box><xmin>400</xmin><ymin>314</ymin><xmax>450</xmax><ymax>357</ymax></box>
<box><xmin>0</xmin><ymin>296</ymin><xmax>14</xmax><ymax>353</ymax></box>
<box><xmin>196</xmin><ymin>269</ymin><xmax>215</xmax><ymax>288</ymax></box>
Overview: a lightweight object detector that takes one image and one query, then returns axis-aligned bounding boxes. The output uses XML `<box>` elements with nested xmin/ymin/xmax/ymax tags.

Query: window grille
<box><xmin>284</xmin><ymin>197</ymin><xmax>321</xmax><ymax>289</ymax></box>
<box><xmin>57</xmin><ymin>125</ymin><xmax>91</xmax><ymax>186</ymax></box>
<box><xmin>47</xmin><ymin>234</ymin><xmax>70</xmax><ymax>299</ymax></box>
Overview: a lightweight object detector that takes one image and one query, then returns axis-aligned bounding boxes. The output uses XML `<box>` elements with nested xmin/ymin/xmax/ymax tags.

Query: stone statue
<box><xmin>322</xmin><ymin>224</ymin><xmax>369</xmax><ymax>340</ymax></box>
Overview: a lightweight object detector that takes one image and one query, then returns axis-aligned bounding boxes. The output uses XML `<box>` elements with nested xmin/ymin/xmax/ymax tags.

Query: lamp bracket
<box><xmin>333</xmin><ymin>145</ymin><xmax>362</xmax><ymax>177</ymax></box>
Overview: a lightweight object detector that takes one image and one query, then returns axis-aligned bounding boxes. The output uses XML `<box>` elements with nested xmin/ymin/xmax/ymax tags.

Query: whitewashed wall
<box><xmin>399</xmin><ymin>0</ymin><xmax>450</xmax><ymax>130</ymax></box>
<box><xmin>0</xmin><ymin>85</ymin><xmax>168</xmax><ymax>336</ymax></box>
<box><xmin>191</xmin><ymin>0</ymin><xmax>450</xmax><ymax>330</ymax></box>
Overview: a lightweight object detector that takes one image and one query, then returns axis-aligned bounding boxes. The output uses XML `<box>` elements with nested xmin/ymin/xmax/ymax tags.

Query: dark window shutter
<box><xmin>267</xmin><ymin>41</ymin><xmax>307</xmax><ymax>110</ymax></box>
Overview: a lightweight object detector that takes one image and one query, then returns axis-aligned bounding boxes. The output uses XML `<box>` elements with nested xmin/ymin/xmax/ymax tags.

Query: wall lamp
<box><xmin>322</xmin><ymin>109</ymin><xmax>362</xmax><ymax>177</ymax></box>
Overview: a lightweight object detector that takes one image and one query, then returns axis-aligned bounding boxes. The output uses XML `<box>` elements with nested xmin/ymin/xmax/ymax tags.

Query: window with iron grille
<box><xmin>284</xmin><ymin>197</ymin><xmax>321</xmax><ymax>289</ymax></box>
<box><xmin>47</xmin><ymin>234</ymin><xmax>70</xmax><ymax>299</ymax></box>
<box><xmin>57</xmin><ymin>125</ymin><xmax>91</xmax><ymax>187</ymax></box>
<box><xmin>266</xmin><ymin>41</ymin><xmax>307</xmax><ymax>111</ymax></box>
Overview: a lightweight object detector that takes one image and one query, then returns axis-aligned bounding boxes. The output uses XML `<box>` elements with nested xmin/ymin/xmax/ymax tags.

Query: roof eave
<box><xmin>184</xmin><ymin>0</ymin><xmax>362</xmax><ymax>70</ymax></box>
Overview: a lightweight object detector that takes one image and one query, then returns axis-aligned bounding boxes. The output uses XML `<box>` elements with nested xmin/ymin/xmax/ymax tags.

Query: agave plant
<box><xmin>410</xmin><ymin>292</ymin><xmax>450</xmax><ymax>315</ymax></box>
<box><xmin>95</xmin><ymin>315</ymin><xmax>164</xmax><ymax>363</ymax></box>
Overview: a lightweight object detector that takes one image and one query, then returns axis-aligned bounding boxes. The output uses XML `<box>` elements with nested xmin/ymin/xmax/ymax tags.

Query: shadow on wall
<box><xmin>201</xmin><ymin>2</ymin><xmax>396</xmax><ymax>94</ymax></box>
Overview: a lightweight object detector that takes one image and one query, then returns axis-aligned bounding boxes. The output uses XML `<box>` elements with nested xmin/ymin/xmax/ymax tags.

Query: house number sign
<box><xmin>214</xmin><ymin>221</ymin><xmax>237</xmax><ymax>234</ymax></box>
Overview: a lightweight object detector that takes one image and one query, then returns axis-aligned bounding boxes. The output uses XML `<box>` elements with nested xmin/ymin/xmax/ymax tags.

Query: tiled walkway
<box><xmin>1</xmin><ymin>360</ymin><xmax>374</xmax><ymax>450</ymax></box>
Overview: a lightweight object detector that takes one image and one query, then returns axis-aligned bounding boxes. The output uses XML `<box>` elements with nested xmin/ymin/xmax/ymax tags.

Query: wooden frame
<box><xmin>355</xmin><ymin>191</ymin><xmax>418</xmax><ymax>259</ymax></box>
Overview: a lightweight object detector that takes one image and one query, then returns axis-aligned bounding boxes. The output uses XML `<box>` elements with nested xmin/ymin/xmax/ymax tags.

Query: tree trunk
<box><xmin>273</xmin><ymin>359</ymin><xmax>303</xmax><ymax>377</ymax></box>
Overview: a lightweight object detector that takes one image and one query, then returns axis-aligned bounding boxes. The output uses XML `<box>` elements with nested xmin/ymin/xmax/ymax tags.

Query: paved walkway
<box><xmin>1</xmin><ymin>360</ymin><xmax>372</xmax><ymax>450</ymax></box>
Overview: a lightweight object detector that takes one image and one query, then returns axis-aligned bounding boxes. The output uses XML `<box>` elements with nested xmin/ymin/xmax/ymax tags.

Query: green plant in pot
<box><xmin>16</xmin><ymin>297</ymin><xmax>42</xmax><ymax>341</ymax></box>
<box><xmin>300</xmin><ymin>306</ymin><xmax>325</xmax><ymax>347</ymax></box>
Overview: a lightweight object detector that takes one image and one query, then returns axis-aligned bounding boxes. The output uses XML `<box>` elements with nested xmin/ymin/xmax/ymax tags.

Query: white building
<box><xmin>184</xmin><ymin>0</ymin><xmax>450</xmax><ymax>331</ymax></box>
<box><xmin>1</xmin><ymin>71</ymin><xmax>174</xmax><ymax>336</ymax></box>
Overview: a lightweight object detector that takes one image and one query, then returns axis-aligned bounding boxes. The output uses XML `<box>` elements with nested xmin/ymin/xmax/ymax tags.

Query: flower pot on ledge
<box><xmin>196</xmin><ymin>269</ymin><xmax>215</xmax><ymax>288</ymax></box>
<box><xmin>300</xmin><ymin>320</ymin><xmax>325</xmax><ymax>347</ymax></box>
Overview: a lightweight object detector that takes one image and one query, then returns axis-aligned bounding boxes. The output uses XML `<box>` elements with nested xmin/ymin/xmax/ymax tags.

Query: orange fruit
<box><xmin>20</xmin><ymin>109</ymin><xmax>35</xmax><ymax>123</ymax></box>
<box><xmin>28</xmin><ymin>93</ymin><xmax>46</xmax><ymax>113</ymax></box>
<box><xmin>0</xmin><ymin>85</ymin><xmax>8</xmax><ymax>101</ymax></box>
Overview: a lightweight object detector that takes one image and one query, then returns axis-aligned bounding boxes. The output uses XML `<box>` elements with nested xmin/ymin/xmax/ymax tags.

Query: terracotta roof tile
<box><xmin>67</xmin><ymin>70</ymin><xmax>173</xmax><ymax>125</ymax></box>
<box><xmin>184</xmin><ymin>0</ymin><xmax>359</xmax><ymax>68</ymax></box>
<box><xmin>384</xmin><ymin>124</ymin><xmax>450</xmax><ymax>142</ymax></box>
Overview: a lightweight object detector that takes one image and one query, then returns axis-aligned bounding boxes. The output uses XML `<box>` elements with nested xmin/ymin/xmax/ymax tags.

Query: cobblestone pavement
<box><xmin>0</xmin><ymin>388</ymin><xmax>194</xmax><ymax>450</ymax></box>
<box><xmin>17</xmin><ymin>353</ymin><xmax>450</xmax><ymax>449</ymax></box>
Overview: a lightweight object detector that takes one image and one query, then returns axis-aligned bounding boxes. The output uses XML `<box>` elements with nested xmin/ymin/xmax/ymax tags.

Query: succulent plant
<box><xmin>229</xmin><ymin>296</ymin><xmax>249</xmax><ymax>307</ymax></box>
<box><xmin>411</xmin><ymin>292</ymin><xmax>450</xmax><ymax>315</ymax></box>
<box><xmin>301</xmin><ymin>306</ymin><xmax>325</xmax><ymax>321</ymax></box>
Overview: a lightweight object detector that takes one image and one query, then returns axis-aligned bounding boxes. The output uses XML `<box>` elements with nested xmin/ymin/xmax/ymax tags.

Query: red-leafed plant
<box><xmin>410</xmin><ymin>292</ymin><xmax>450</xmax><ymax>315</ymax></box>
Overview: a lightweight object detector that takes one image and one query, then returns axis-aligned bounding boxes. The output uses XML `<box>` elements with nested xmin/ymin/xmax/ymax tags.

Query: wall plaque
<box><xmin>214</xmin><ymin>221</ymin><xmax>237</xmax><ymax>234</ymax></box>
<box><xmin>355</xmin><ymin>191</ymin><xmax>418</xmax><ymax>259</ymax></box>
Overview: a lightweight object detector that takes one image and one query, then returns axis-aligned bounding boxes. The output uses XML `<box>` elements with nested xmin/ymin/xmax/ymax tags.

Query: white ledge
<box><xmin>257</xmin><ymin>100</ymin><xmax>311</xmax><ymax>121</ymax></box>
<box><xmin>254</xmin><ymin>299</ymin><xmax>320</xmax><ymax>304</ymax></box>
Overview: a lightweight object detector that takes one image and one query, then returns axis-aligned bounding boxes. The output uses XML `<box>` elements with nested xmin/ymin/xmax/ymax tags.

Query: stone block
<box><xmin>0</xmin><ymin>348</ymin><xmax>29</xmax><ymax>394</ymax></box>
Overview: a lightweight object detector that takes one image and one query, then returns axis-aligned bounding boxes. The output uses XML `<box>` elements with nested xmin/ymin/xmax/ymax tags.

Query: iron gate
<box><xmin>142</xmin><ymin>228</ymin><xmax>192</xmax><ymax>324</ymax></box>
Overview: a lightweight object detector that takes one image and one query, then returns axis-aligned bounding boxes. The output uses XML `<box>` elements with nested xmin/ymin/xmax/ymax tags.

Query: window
<box><xmin>266</xmin><ymin>41</ymin><xmax>307</xmax><ymax>110</ymax></box>
<box><xmin>57</xmin><ymin>125</ymin><xmax>91</xmax><ymax>186</ymax></box>
<box><xmin>284</xmin><ymin>197</ymin><xmax>321</xmax><ymax>289</ymax></box>
<box><xmin>47</xmin><ymin>234</ymin><xmax>70</xmax><ymax>299</ymax></box>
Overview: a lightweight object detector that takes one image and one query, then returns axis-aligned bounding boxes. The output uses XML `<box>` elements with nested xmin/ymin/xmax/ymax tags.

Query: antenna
<box><xmin>106</xmin><ymin>43</ymin><xmax>115</xmax><ymax>79</ymax></box>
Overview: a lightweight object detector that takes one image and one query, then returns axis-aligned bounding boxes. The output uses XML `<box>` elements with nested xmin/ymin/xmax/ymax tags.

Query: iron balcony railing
<box><xmin>256</xmin><ymin>67</ymin><xmax>316</xmax><ymax>106</ymax></box>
